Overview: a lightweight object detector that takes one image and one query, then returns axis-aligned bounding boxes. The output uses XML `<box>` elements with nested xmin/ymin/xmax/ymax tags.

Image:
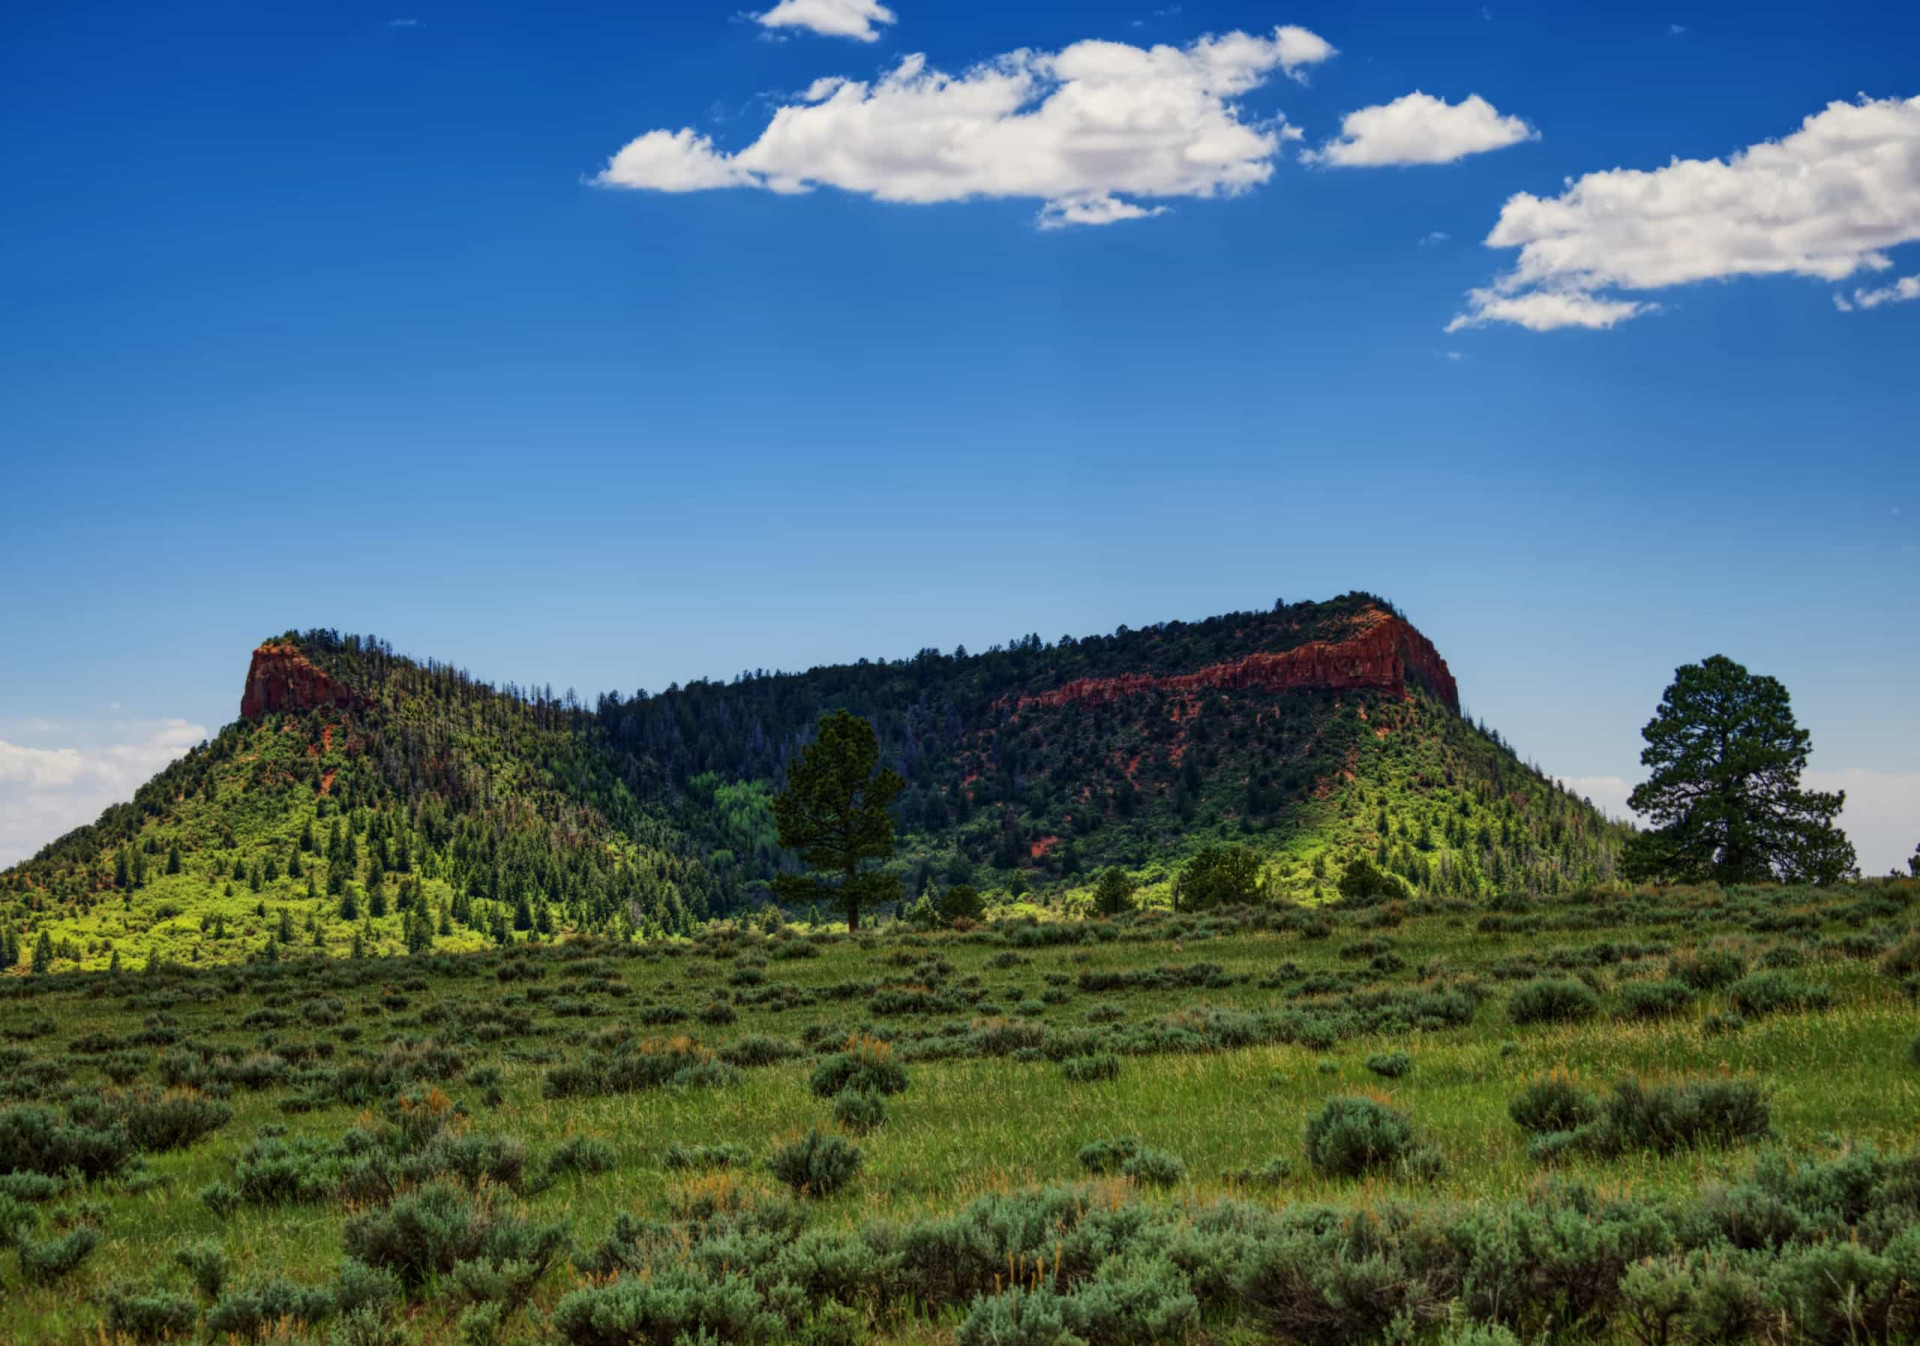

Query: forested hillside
<box><xmin>1</xmin><ymin>594</ymin><xmax>1629</xmax><ymax>970</ymax></box>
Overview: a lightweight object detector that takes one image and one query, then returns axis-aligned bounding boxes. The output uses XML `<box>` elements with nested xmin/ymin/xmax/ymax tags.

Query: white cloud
<box><xmin>1805</xmin><ymin>769</ymin><xmax>1920</xmax><ymax>876</ymax></box>
<box><xmin>1560</xmin><ymin>774</ymin><xmax>1635</xmax><ymax>822</ymax></box>
<box><xmin>755</xmin><ymin>0</ymin><xmax>896</xmax><ymax>43</ymax></box>
<box><xmin>1452</xmin><ymin>94</ymin><xmax>1920</xmax><ymax>331</ymax></box>
<box><xmin>1449</xmin><ymin>287</ymin><xmax>1653</xmax><ymax>332</ymax></box>
<box><xmin>1305</xmin><ymin>91</ymin><xmax>1536</xmax><ymax>167</ymax></box>
<box><xmin>0</xmin><ymin>719</ymin><xmax>207</xmax><ymax>868</ymax></box>
<box><xmin>594</xmin><ymin>25</ymin><xmax>1337</xmax><ymax>227</ymax></box>
<box><xmin>1835</xmin><ymin>274</ymin><xmax>1920</xmax><ymax>310</ymax></box>
<box><xmin>1419</xmin><ymin>230</ymin><xmax>1449</xmax><ymax>246</ymax></box>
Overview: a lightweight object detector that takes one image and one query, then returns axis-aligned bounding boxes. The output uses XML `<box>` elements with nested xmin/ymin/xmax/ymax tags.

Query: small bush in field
<box><xmin>1304</xmin><ymin>1096</ymin><xmax>1424</xmax><ymax>1178</ymax></box>
<box><xmin>1617</xmin><ymin>979</ymin><xmax>1696</xmax><ymax>1019</ymax></box>
<box><xmin>1508</xmin><ymin>978</ymin><xmax>1599</xmax><ymax>1025</ymax></box>
<box><xmin>1061</xmin><ymin>1052</ymin><xmax>1121</xmax><ymax>1083</ymax></box>
<box><xmin>808</xmin><ymin>1036</ymin><xmax>908</xmax><ymax>1099</ymax></box>
<box><xmin>174</xmin><ymin>1238</ymin><xmax>229</xmax><ymax>1298</ymax></box>
<box><xmin>1728</xmin><ymin>972</ymin><xmax>1831</xmax><ymax>1019</ymax></box>
<box><xmin>1078</xmin><ymin>1136</ymin><xmax>1141</xmax><ymax>1175</ymax></box>
<box><xmin>766</xmin><ymin>1127</ymin><xmax>862</xmax><ymax>1197</ymax></box>
<box><xmin>19</xmin><ymin>1225</ymin><xmax>99</xmax><ymax>1284</ymax></box>
<box><xmin>105</xmin><ymin>1282</ymin><xmax>201</xmax><ymax>1343</ymax></box>
<box><xmin>831</xmin><ymin>1088</ymin><xmax>886</xmax><ymax>1134</ymax></box>
<box><xmin>342</xmin><ymin>1182</ymin><xmax>567</xmax><ymax>1294</ymax></box>
<box><xmin>1601</xmin><ymin>1075</ymin><xmax>1771</xmax><ymax>1154</ymax></box>
<box><xmin>1364</xmin><ymin>1051</ymin><xmax>1412</xmax><ymax>1078</ymax></box>
<box><xmin>1121</xmin><ymin>1146</ymin><xmax>1186</xmax><ymax>1187</ymax></box>
<box><xmin>662</xmin><ymin>1141</ymin><xmax>750</xmax><ymax>1171</ymax></box>
<box><xmin>541</xmin><ymin>1135</ymin><xmax>617</xmax><ymax>1180</ymax></box>
<box><xmin>120</xmin><ymin>1090</ymin><xmax>233</xmax><ymax>1152</ymax></box>
<box><xmin>1672</xmin><ymin>947</ymin><xmax>1748</xmax><ymax>992</ymax></box>
<box><xmin>1509</xmin><ymin>1072</ymin><xmax>1600</xmax><ymax>1134</ymax></box>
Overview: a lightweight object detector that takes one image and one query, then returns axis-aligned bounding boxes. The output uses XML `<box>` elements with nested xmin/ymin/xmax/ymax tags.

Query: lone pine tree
<box><xmin>771</xmin><ymin>710</ymin><xmax>904</xmax><ymax>931</ymax></box>
<box><xmin>1623</xmin><ymin>654</ymin><xmax>1854</xmax><ymax>885</ymax></box>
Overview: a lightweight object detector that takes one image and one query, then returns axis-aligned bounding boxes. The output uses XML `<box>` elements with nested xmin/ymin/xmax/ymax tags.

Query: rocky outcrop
<box><xmin>1013</xmin><ymin>613</ymin><xmax>1459</xmax><ymax>715</ymax></box>
<box><xmin>240</xmin><ymin>643</ymin><xmax>358</xmax><ymax>719</ymax></box>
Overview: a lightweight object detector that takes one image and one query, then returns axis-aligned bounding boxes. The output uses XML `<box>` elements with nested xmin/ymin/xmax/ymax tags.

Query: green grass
<box><xmin>1</xmin><ymin>878</ymin><xmax>1916</xmax><ymax>1343</ymax></box>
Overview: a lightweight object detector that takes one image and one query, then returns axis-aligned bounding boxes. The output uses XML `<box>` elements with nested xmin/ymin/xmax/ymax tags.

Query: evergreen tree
<box><xmin>770</xmin><ymin>710</ymin><xmax>904</xmax><ymax>931</ymax></box>
<box><xmin>166</xmin><ymin>844</ymin><xmax>182</xmax><ymax>875</ymax></box>
<box><xmin>1091</xmin><ymin>867</ymin><xmax>1136</xmax><ymax>917</ymax></box>
<box><xmin>32</xmin><ymin>931</ymin><xmax>53</xmax><ymax>976</ymax></box>
<box><xmin>1622</xmin><ymin>655</ymin><xmax>1855</xmax><ymax>884</ymax></box>
<box><xmin>339</xmin><ymin>888</ymin><xmax>360</xmax><ymax>921</ymax></box>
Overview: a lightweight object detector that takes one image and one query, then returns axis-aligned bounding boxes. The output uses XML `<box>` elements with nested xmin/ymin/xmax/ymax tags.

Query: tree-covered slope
<box><xmin>1</xmin><ymin>595</ymin><xmax>1630</xmax><ymax>971</ymax></box>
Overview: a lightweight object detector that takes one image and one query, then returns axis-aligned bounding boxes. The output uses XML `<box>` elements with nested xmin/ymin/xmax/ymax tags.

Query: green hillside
<box><xmin>1</xmin><ymin>595</ymin><xmax>1630</xmax><ymax>971</ymax></box>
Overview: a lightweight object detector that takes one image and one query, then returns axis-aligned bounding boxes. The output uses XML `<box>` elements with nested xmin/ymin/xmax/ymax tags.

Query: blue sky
<box><xmin>2</xmin><ymin>0</ymin><xmax>1916</xmax><ymax>870</ymax></box>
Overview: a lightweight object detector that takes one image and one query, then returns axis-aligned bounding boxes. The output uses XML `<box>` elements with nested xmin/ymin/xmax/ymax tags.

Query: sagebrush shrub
<box><xmin>1061</xmin><ymin>1052</ymin><xmax>1121</xmax><ymax>1083</ymax></box>
<box><xmin>808</xmin><ymin>1036</ymin><xmax>908</xmax><ymax>1099</ymax></box>
<box><xmin>551</xmin><ymin>1267</ymin><xmax>777</xmax><ymax>1346</ymax></box>
<box><xmin>1303</xmin><ymin>1096</ymin><xmax>1419</xmax><ymax>1178</ymax></box>
<box><xmin>1728</xmin><ymin>972</ymin><xmax>1832</xmax><ymax>1018</ymax></box>
<box><xmin>1601</xmin><ymin>1075</ymin><xmax>1771</xmax><ymax>1154</ymax></box>
<box><xmin>1364</xmin><ymin>1051</ymin><xmax>1412</xmax><ymax>1078</ymax></box>
<box><xmin>1617</xmin><ymin>979</ymin><xmax>1696</xmax><ymax>1019</ymax></box>
<box><xmin>1078</xmin><ymin>1136</ymin><xmax>1141</xmax><ymax>1175</ymax></box>
<box><xmin>542</xmin><ymin>1135</ymin><xmax>617</xmax><ymax>1180</ymax></box>
<box><xmin>1508</xmin><ymin>1073</ymin><xmax>1600</xmax><ymax>1134</ymax></box>
<box><xmin>19</xmin><ymin>1224</ymin><xmax>99</xmax><ymax>1284</ymax></box>
<box><xmin>662</xmin><ymin>1141</ymin><xmax>749</xmax><ymax>1171</ymax></box>
<box><xmin>1508</xmin><ymin>978</ymin><xmax>1600</xmax><ymax>1025</ymax></box>
<box><xmin>766</xmin><ymin>1127</ymin><xmax>862</xmax><ymax>1197</ymax></box>
<box><xmin>174</xmin><ymin>1238</ymin><xmax>229</xmax><ymax>1298</ymax></box>
<box><xmin>1121</xmin><ymin>1147</ymin><xmax>1186</xmax><ymax>1187</ymax></box>
<box><xmin>104</xmin><ymin>1282</ymin><xmax>201</xmax><ymax>1344</ymax></box>
<box><xmin>0</xmin><ymin>1104</ymin><xmax>133</xmax><ymax>1179</ymax></box>
<box><xmin>1672</xmin><ymin>947</ymin><xmax>1748</xmax><ymax>992</ymax></box>
<box><xmin>831</xmin><ymin>1088</ymin><xmax>886</xmax><ymax>1134</ymax></box>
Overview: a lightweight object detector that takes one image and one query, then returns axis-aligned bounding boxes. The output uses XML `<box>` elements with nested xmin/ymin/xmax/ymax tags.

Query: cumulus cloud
<box><xmin>1305</xmin><ymin>91</ymin><xmax>1535</xmax><ymax>167</ymax></box>
<box><xmin>0</xmin><ymin>719</ymin><xmax>206</xmax><ymax>867</ymax></box>
<box><xmin>1452</xmin><ymin>94</ymin><xmax>1920</xmax><ymax>331</ymax></box>
<box><xmin>594</xmin><ymin>25</ymin><xmax>1336</xmax><ymax>226</ymax></box>
<box><xmin>1835</xmin><ymin>274</ymin><xmax>1920</xmax><ymax>310</ymax></box>
<box><xmin>755</xmin><ymin>0</ymin><xmax>896</xmax><ymax>43</ymax></box>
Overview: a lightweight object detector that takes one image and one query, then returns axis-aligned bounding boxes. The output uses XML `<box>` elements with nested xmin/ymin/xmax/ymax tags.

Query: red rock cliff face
<box><xmin>1014</xmin><ymin>612</ymin><xmax>1459</xmax><ymax>715</ymax></box>
<box><xmin>240</xmin><ymin>643</ymin><xmax>359</xmax><ymax>719</ymax></box>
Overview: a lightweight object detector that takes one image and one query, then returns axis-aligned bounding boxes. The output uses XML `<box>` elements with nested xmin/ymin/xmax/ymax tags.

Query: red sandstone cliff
<box><xmin>1012</xmin><ymin>612</ymin><xmax>1459</xmax><ymax>715</ymax></box>
<box><xmin>240</xmin><ymin>643</ymin><xmax>359</xmax><ymax>719</ymax></box>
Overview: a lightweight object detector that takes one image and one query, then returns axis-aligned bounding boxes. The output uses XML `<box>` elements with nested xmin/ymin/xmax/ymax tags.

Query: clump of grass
<box><xmin>1060</xmin><ymin>1052</ymin><xmax>1121</xmax><ymax>1083</ymax></box>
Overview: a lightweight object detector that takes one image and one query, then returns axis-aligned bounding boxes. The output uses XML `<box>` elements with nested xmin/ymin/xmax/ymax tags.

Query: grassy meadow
<box><xmin>2</xmin><ymin>880</ymin><xmax>1918</xmax><ymax>1344</ymax></box>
